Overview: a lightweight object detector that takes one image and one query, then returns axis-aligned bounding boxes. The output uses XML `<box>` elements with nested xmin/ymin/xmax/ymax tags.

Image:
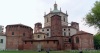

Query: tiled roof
<box><xmin>74</xmin><ymin>31</ymin><xmax>93</xmax><ymax>35</ymax></box>
<box><xmin>6</xmin><ymin>24</ymin><xmax>32</xmax><ymax>29</ymax></box>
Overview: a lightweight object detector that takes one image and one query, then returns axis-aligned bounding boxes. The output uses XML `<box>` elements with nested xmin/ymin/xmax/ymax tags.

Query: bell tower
<box><xmin>34</xmin><ymin>23</ymin><xmax>42</xmax><ymax>33</ymax></box>
<box><xmin>44</xmin><ymin>2</ymin><xmax>68</xmax><ymax>28</ymax></box>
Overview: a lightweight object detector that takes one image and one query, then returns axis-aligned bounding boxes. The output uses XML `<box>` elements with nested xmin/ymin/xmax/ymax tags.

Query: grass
<box><xmin>0</xmin><ymin>50</ymin><xmax>100</xmax><ymax>53</ymax></box>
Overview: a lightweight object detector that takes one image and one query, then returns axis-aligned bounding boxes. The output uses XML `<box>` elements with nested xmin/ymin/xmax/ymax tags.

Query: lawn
<box><xmin>0</xmin><ymin>50</ymin><xmax>100</xmax><ymax>53</ymax></box>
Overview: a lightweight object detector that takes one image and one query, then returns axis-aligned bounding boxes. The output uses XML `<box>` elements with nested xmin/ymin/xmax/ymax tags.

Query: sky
<box><xmin>0</xmin><ymin>0</ymin><xmax>99</xmax><ymax>34</ymax></box>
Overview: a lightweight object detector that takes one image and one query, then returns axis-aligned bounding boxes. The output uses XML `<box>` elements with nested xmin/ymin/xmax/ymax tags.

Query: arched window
<box><xmin>47</xmin><ymin>33</ymin><xmax>49</xmax><ymax>37</ymax></box>
<box><xmin>69</xmin><ymin>38</ymin><xmax>71</xmax><ymax>43</ymax></box>
<box><xmin>64</xmin><ymin>32</ymin><xmax>66</xmax><ymax>36</ymax></box>
<box><xmin>38</xmin><ymin>35</ymin><xmax>40</xmax><ymax>38</ymax></box>
<box><xmin>76</xmin><ymin>37</ymin><xmax>79</xmax><ymax>43</ymax></box>
<box><xmin>23</xmin><ymin>33</ymin><xmax>25</xmax><ymax>36</ymax></box>
<box><xmin>53</xmin><ymin>41</ymin><xmax>55</xmax><ymax>44</ymax></box>
<box><xmin>47</xmin><ymin>41</ymin><xmax>49</xmax><ymax>44</ymax></box>
<box><xmin>25</xmin><ymin>41</ymin><xmax>27</xmax><ymax>44</ymax></box>
<box><xmin>63</xmin><ymin>16</ymin><xmax>65</xmax><ymax>22</ymax></box>
<box><xmin>69</xmin><ymin>33</ymin><xmax>70</xmax><ymax>36</ymax></box>
<box><xmin>47</xmin><ymin>18</ymin><xmax>48</xmax><ymax>22</ymax></box>
<box><xmin>0</xmin><ymin>39</ymin><xmax>3</xmax><ymax>43</ymax></box>
<box><xmin>12</xmin><ymin>32</ymin><xmax>14</xmax><ymax>35</ymax></box>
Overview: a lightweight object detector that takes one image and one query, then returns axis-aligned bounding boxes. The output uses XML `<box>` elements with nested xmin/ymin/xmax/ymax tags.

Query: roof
<box><xmin>44</xmin><ymin>3</ymin><xmax>68</xmax><ymax>17</ymax></box>
<box><xmin>35</xmin><ymin>22</ymin><xmax>42</xmax><ymax>25</ymax></box>
<box><xmin>51</xmin><ymin>10</ymin><xmax>60</xmax><ymax>13</ymax></box>
<box><xmin>44</xmin><ymin>12</ymin><xmax>68</xmax><ymax>17</ymax></box>
<box><xmin>6</xmin><ymin>24</ymin><xmax>32</xmax><ymax>29</ymax></box>
<box><xmin>73</xmin><ymin>31</ymin><xmax>93</xmax><ymax>35</ymax></box>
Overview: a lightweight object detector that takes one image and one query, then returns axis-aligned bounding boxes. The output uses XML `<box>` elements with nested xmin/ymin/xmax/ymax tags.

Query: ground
<box><xmin>0</xmin><ymin>50</ymin><xmax>100</xmax><ymax>53</ymax></box>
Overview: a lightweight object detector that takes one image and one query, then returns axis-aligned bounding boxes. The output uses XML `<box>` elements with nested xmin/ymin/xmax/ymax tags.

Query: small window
<box><xmin>64</xmin><ymin>29</ymin><xmax>66</xmax><ymax>31</ymax></box>
<box><xmin>63</xmin><ymin>16</ymin><xmax>65</xmax><ymax>22</ymax></box>
<box><xmin>64</xmin><ymin>32</ymin><xmax>66</xmax><ymax>36</ymax></box>
<box><xmin>57</xmin><ymin>42</ymin><xmax>59</xmax><ymax>45</ymax></box>
<box><xmin>54</xmin><ymin>41</ymin><xmax>55</xmax><ymax>44</ymax></box>
<box><xmin>31</xmin><ymin>41</ymin><xmax>33</xmax><ymax>44</ymax></box>
<box><xmin>69</xmin><ymin>33</ymin><xmax>70</xmax><ymax>36</ymax></box>
<box><xmin>76</xmin><ymin>37</ymin><xmax>79</xmax><ymax>43</ymax></box>
<box><xmin>64</xmin><ymin>18</ymin><xmax>65</xmax><ymax>22</ymax></box>
<box><xmin>42</xmin><ymin>29</ymin><xmax>44</xmax><ymax>31</ymax></box>
<box><xmin>44</xmin><ymin>36</ymin><xmax>45</xmax><ymax>38</ymax></box>
<box><xmin>69</xmin><ymin>38</ymin><xmax>71</xmax><ymax>43</ymax></box>
<box><xmin>47</xmin><ymin>41</ymin><xmax>49</xmax><ymax>44</ymax></box>
<box><xmin>47</xmin><ymin>29</ymin><xmax>49</xmax><ymax>31</ymax></box>
<box><xmin>23</xmin><ymin>33</ymin><xmax>25</xmax><ymax>36</ymax></box>
<box><xmin>12</xmin><ymin>32</ymin><xmax>14</xmax><ymax>35</ymax></box>
<box><xmin>0</xmin><ymin>39</ymin><xmax>3</xmax><ymax>43</ymax></box>
<box><xmin>47</xmin><ymin>33</ymin><xmax>49</xmax><ymax>36</ymax></box>
<box><xmin>38</xmin><ymin>35</ymin><xmax>40</xmax><ymax>38</ymax></box>
<box><xmin>25</xmin><ymin>41</ymin><xmax>27</xmax><ymax>44</ymax></box>
<box><xmin>68</xmin><ymin>29</ymin><xmax>70</xmax><ymax>31</ymax></box>
<box><xmin>47</xmin><ymin>18</ymin><xmax>48</xmax><ymax>22</ymax></box>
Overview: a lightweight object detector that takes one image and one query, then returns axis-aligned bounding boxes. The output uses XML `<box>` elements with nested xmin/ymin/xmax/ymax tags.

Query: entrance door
<box><xmin>37</xmin><ymin>43</ymin><xmax>41</xmax><ymax>51</ymax></box>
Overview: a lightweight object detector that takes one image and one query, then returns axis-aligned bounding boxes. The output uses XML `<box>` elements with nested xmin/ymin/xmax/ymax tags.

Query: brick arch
<box><xmin>76</xmin><ymin>37</ymin><xmax>79</xmax><ymax>43</ymax></box>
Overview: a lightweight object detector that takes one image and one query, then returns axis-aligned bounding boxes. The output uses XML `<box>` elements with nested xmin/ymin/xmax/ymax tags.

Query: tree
<box><xmin>84</xmin><ymin>1</ymin><xmax>100</xmax><ymax>29</ymax></box>
<box><xmin>94</xmin><ymin>33</ymin><xmax>100</xmax><ymax>49</ymax></box>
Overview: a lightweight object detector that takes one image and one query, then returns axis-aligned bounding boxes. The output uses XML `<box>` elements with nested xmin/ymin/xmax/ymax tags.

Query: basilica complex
<box><xmin>0</xmin><ymin>3</ymin><xmax>94</xmax><ymax>50</ymax></box>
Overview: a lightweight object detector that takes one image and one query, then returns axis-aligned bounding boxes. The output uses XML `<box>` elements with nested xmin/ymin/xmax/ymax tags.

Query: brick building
<box><xmin>72</xmin><ymin>31</ymin><xmax>94</xmax><ymax>50</ymax></box>
<box><xmin>6</xmin><ymin>3</ymin><xmax>94</xmax><ymax>50</ymax></box>
<box><xmin>0</xmin><ymin>33</ymin><xmax>6</xmax><ymax>50</ymax></box>
<box><xmin>6</xmin><ymin>24</ymin><xmax>33</xmax><ymax>50</ymax></box>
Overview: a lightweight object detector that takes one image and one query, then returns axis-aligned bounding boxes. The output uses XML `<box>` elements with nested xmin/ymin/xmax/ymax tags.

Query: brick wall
<box><xmin>72</xmin><ymin>33</ymin><xmax>94</xmax><ymax>50</ymax></box>
<box><xmin>23</xmin><ymin>40</ymin><xmax>58</xmax><ymax>50</ymax></box>
<box><xmin>6</xmin><ymin>24</ymin><xmax>33</xmax><ymax>50</ymax></box>
<box><xmin>51</xmin><ymin>15</ymin><xmax>62</xmax><ymax>37</ymax></box>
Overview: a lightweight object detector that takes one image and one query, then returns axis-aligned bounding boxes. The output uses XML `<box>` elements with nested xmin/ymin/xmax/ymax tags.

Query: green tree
<box><xmin>94</xmin><ymin>33</ymin><xmax>100</xmax><ymax>49</ymax></box>
<box><xmin>84</xmin><ymin>1</ymin><xmax>100</xmax><ymax>29</ymax></box>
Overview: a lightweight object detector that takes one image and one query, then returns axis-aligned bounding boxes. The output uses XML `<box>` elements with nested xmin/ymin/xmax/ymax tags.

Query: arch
<box><xmin>76</xmin><ymin>37</ymin><xmax>79</xmax><ymax>43</ymax></box>
<box><xmin>38</xmin><ymin>35</ymin><xmax>40</xmax><ymax>38</ymax></box>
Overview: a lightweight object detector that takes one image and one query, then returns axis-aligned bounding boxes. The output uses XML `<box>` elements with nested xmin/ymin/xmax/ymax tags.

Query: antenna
<box><xmin>55</xmin><ymin>1</ymin><xmax>56</xmax><ymax>4</ymax></box>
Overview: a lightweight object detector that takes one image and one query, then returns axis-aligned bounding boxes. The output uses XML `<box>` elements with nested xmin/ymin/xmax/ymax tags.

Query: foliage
<box><xmin>84</xmin><ymin>1</ymin><xmax>100</xmax><ymax>29</ymax></box>
<box><xmin>94</xmin><ymin>33</ymin><xmax>100</xmax><ymax>49</ymax></box>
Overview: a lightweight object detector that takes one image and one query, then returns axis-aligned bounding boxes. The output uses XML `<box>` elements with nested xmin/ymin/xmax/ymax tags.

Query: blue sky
<box><xmin>0</xmin><ymin>0</ymin><xmax>98</xmax><ymax>34</ymax></box>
